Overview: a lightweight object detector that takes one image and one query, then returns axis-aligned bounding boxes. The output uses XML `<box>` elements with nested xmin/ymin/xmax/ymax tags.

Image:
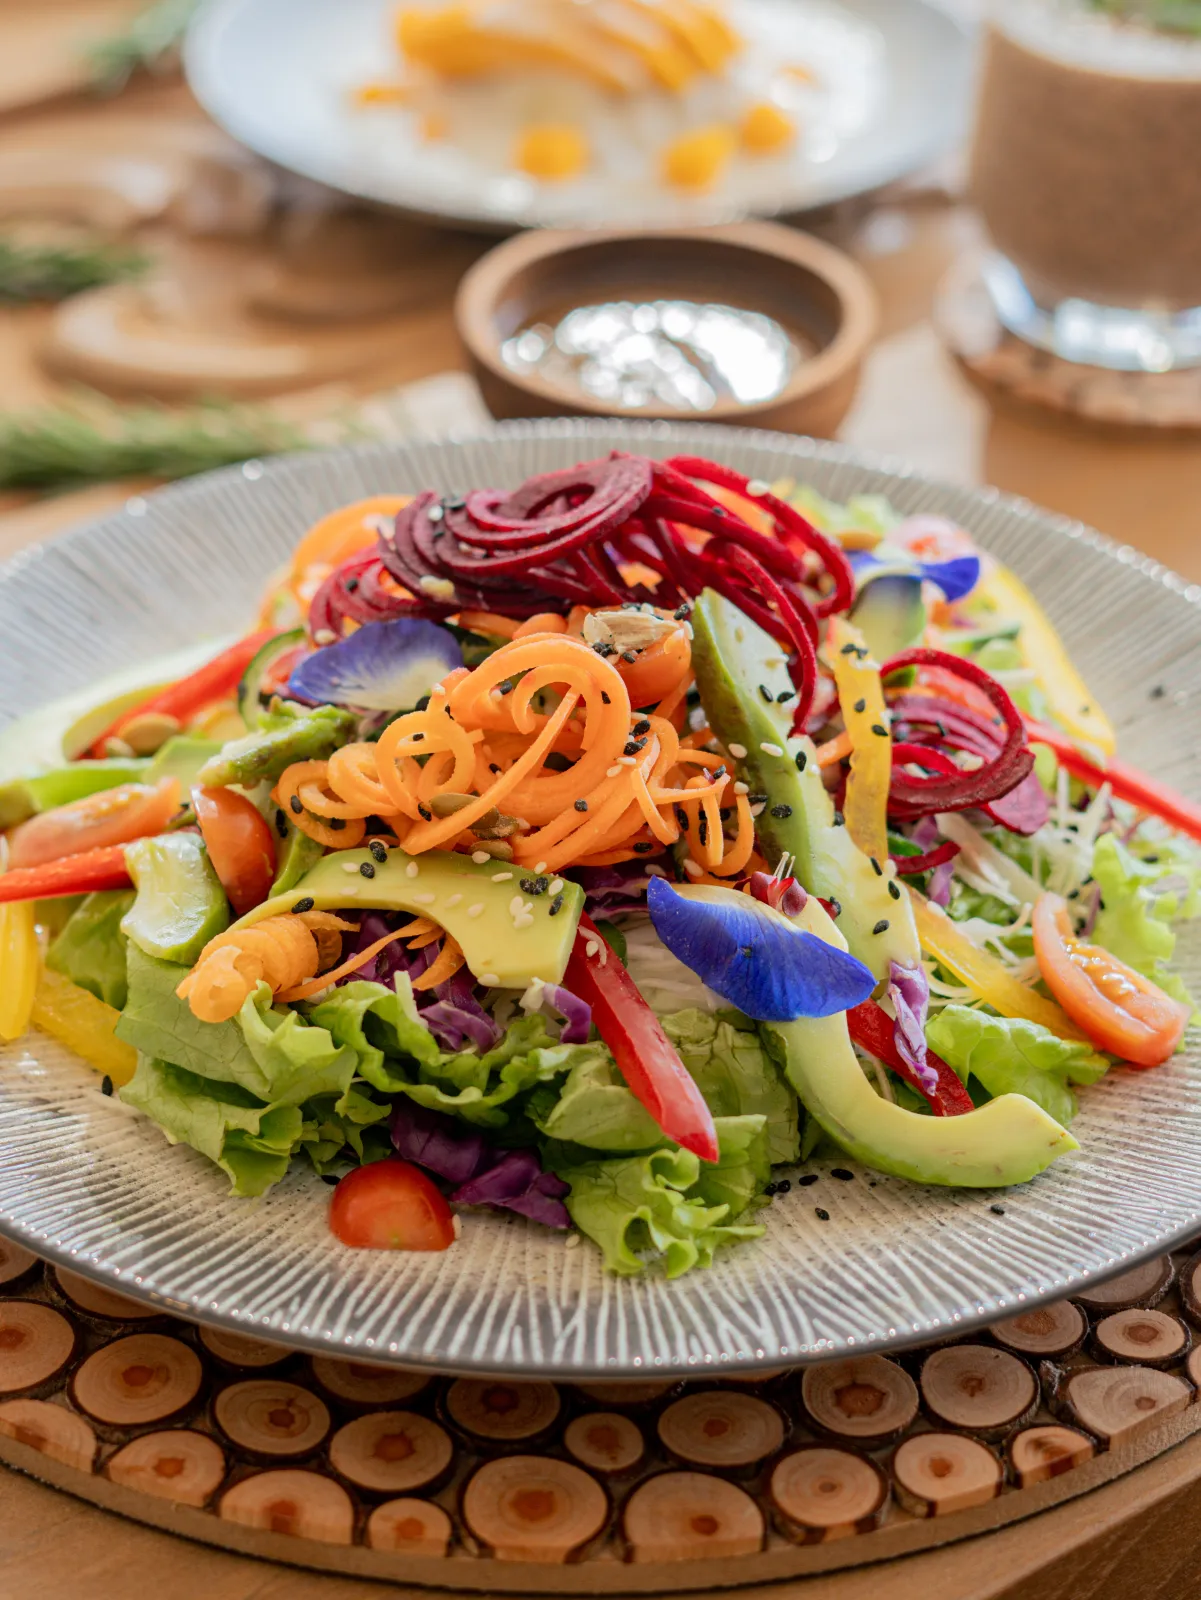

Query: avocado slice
<box><xmin>122</xmin><ymin>833</ymin><xmax>231</xmax><ymax>966</ymax></box>
<box><xmin>762</xmin><ymin>899</ymin><xmax>1076</xmax><ymax>1186</ymax></box>
<box><xmin>198</xmin><ymin>704</ymin><xmax>357</xmax><ymax>789</ymax></box>
<box><xmin>146</xmin><ymin>736</ymin><xmax>223</xmax><ymax>791</ymax></box>
<box><xmin>231</xmin><ymin>848</ymin><xmax>585</xmax><ymax>990</ymax></box>
<box><xmin>850</xmin><ymin>571</ymin><xmax>926</xmax><ymax>662</ymax></box>
<box><xmin>0</xmin><ymin>758</ymin><xmax>150</xmax><ymax>829</ymax></box>
<box><xmin>270</xmin><ymin>820</ymin><xmax>326</xmax><ymax>896</ymax></box>
<box><xmin>691</xmin><ymin>589</ymin><xmax>920</xmax><ymax>980</ymax></box>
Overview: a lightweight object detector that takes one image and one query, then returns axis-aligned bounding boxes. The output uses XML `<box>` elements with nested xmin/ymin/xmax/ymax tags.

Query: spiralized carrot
<box><xmin>178</xmin><ymin>912</ymin><xmax>358</xmax><ymax>1023</ymax></box>
<box><xmin>272</xmin><ymin>611</ymin><xmax>756</xmax><ymax>881</ymax></box>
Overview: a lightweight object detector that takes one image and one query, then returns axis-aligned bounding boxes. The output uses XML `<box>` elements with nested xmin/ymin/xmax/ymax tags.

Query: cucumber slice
<box><xmin>238</xmin><ymin>628</ymin><xmax>306</xmax><ymax>730</ymax></box>
<box><xmin>121</xmin><ymin>833</ymin><xmax>230</xmax><ymax>965</ymax></box>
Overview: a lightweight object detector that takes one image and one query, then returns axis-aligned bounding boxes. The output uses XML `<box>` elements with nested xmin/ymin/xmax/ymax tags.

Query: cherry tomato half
<box><xmin>329</xmin><ymin>1160</ymin><xmax>456</xmax><ymax>1252</ymax></box>
<box><xmin>192</xmin><ymin>786</ymin><xmax>276</xmax><ymax>916</ymax></box>
<box><xmin>1032</xmin><ymin>893</ymin><xmax>1189</xmax><ymax>1068</ymax></box>
<box><xmin>7</xmin><ymin>777</ymin><xmax>181</xmax><ymax>870</ymax></box>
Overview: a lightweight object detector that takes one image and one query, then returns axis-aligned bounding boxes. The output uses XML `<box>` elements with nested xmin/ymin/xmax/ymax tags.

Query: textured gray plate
<box><xmin>0</xmin><ymin>420</ymin><xmax>1198</xmax><ymax>1378</ymax></box>
<box><xmin>184</xmin><ymin>0</ymin><xmax>970</xmax><ymax>232</ymax></box>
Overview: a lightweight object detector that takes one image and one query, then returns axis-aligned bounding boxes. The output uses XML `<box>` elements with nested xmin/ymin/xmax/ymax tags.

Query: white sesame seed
<box><xmin>683</xmin><ymin>860</ymin><xmax>704</xmax><ymax>880</ymax></box>
<box><xmin>747</xmin><ymin>478</ymin><xmax>770</xmax><ymax>497</ymax></box>
<box><xmin>479</xmin><ymin>973</ymin><xmax>500</xmax><ymax>987</ymax></box>
<box><xmin>606</xmin><ymin>765</ymin><xmax>621</xmax><ymax>778</ymax></box>
<box><xmin>405</xmin><ymin>861</ymin><xmax>419</xmax><ymax>878</ymax></box>
<box><xmin>565</xmin><ymin>1232</ymin><xmax>582</xmax><ymax>1249</ymax></box>
<box><xmin>734</xmin><ymin>782</ymin><xmax>749</xmax><ymax>796</ymax></box>
<box><xmin>548</xmin><ymin>878</ymin><xmax>565</xmax><ymax>896</ymax></box>
<box><xmin>471</xmin><ymin>850</ymin><xmax>490</xmax><ymax>865</ymax></box>
<box><xmin>452</xmin><ymin>1214</ymin><xmax>462</xmax><ymax>1239</ymax></box>
<box><xmin>467</xmin><ymin>903</ymin><xmax>485</xmax><ymax>918</ymax></box>
<box><xmin>760</xmin><ymin>741</ymin><xmax>785</xmax><ymax>757</ymax></box>
<box><xmin>413</xmin><ymin>892</ymin><xmax>436</xmax><ymax>904</ymax></box>
<box><xmin>618</xmin><ymin>756</ymin><xmax>636</xmax><ymax>767</ymax></box>
<box><xmin>492</xmin><ymin>871</ymin><xmax>513</xmax><ymax>882</ymax></box>
<box><xmin>342</xmin><ymin>862</ymin><xmax>360</xmax><ymax>874</ymax></box>
<box><xmin>514</xmin><ymin>914</ymin><xmax>534</xmax><ymax>929</ymax></box>
<box><xmin>750</xmin><ymin>802</ymin><xmax>766</xmax><ymax>818</ymax></box>
<box><xmin>313</xmin><ymin>629</ymin><xmax>336</xmax><ymax>646</ymax></box>
<box><xmin>445</xmin><ymin>893</ymin><xmax>462</xmax><ymax>908</ymax></box>
<box><xmin>534</xmin><ymin>861</ymin><xmax>547</xmax><ymax>874</ymax></box>
<box><xmin>585</xmin><ymin>938</ymin><xmax>600</xmax><ymax>958</ymax></box>
<box><xmin>728</xmin><ymin>743</ymin><xmax>747</xmax><ymax>759</ymax></box>
<box><xmin>510</xmin><ymin>895</ymin><xmax>525</xmax><ymax>916</ymax></box>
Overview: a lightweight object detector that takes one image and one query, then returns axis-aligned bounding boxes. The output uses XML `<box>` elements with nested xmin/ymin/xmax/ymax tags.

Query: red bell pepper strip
<box><xmin>0</xmin><ymin>845</ymin><xmax>132</xmax><ymax>903</ymax></box>
<box><xmin>846</xmin><ymin>1000</ymin><xmax>975</xmax><ymax>1118</ymax></box>
<box><xmin>1024</xmin><ymin>719</ymin><xmax>1201</xmax><ymax>843</ymax></box>
<box><xmin>87</xmin><ymin>630</ymin><xmax>279</xmax><ymax>757</ymax></box>
<box><xmin>565</xmin><ymin>913</ymin><xmax>720</xmax><ymax>1163</ymax></box>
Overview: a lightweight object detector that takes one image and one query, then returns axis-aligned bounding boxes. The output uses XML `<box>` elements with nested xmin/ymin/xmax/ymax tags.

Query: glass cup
<box><xmin>969</xmin><ymin>0</ymin><xmax>1201</xmax><ymax>372</ymax></box>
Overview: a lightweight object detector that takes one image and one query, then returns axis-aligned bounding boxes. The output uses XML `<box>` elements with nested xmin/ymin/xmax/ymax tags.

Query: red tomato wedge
<box><xmin>565</xmin><ymin>913</ymin><xmax>719</xmax><ymax>1163</ymax></box>
<box><xmin>0</xmin><ymin>845</ymin><xmax>133</xmax><ymax>903</ymax></box>
<box><xmin>1032</xmin><ymin>893</ymin><xmax>1189</xmax><ymax>1068</ymax></box>
<box><xmin>192</xmin><ymin>787</ymin><xmax>276</xmax><ymax>917</ymax></box>
<box><xmin>6</xmin><ymin>777</ymin><xmax>180</xmax><ymax>871</ymax></box>
<box><xmin>329</xmin><ymin>1160</ymin><xmax>456</xmax><ymax>1252</ymax></box>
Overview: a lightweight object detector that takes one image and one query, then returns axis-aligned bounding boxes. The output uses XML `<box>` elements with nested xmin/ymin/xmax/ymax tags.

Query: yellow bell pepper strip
<box><xmin>0</xmin><ymin>902</ymin><xmax>38</xmax><ymax>1042</ymax></box>
<box><xmin>908</xmin><ymin>889</ymin><xmax>1088</xmax><ymax>1043</ymax></box>
<box><xmin>828</xmin><ymin>617</ymin><xmax>891</xmax><ymax>870</ymax></box>
<box><xmin>29</xmin><ymin>968</ymin><xmax>138</xmax><ymax>1087</ymax></box>
<box><xmin>972</xmin><ymin>564</ymin><xmax>1115</xmax><ymax>759</ymax></box>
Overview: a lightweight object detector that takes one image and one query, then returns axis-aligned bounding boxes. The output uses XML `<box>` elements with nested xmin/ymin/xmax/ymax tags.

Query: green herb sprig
<box><xmin>1086</xmin><ymin>0</ymin><xmax>1201</xmax><ymax>35</ymax></box>
<box><xmin>0</xmin><ymin>238</ymin><xmax>148</xmax><ymax>305</ymax></box>
<box><xmin>85</xmin><ymin>0</ymin><xmax>200</xmax><ymax>93</ymax></box>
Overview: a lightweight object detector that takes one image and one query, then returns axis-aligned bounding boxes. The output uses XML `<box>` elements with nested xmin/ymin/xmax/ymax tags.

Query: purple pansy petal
<box><xmin>288</xmin><ymin>618</ymin><xmax>461</xmax><ymax>712</ymax></box>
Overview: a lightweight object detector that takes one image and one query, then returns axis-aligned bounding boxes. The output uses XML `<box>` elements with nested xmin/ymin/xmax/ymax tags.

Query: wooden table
<box><xmin>1</xmin><ymin>9</ymin><xmax>1200</xmax><ymax>1599</ymax></box>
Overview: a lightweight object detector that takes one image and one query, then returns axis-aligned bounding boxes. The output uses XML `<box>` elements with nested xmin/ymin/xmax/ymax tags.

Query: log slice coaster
<box><xmin>0</xmin><ymin>1240</ymin><xmax>38</xmax><ymax>1290</ymax></box>
<box><xmin>213</xmin><ymin>1380</ymin><xmax>331</xmax><ymax>1460</ymax></box>
<box><xmin>769</xmin><ymin>1446</ymin><xmax>889</xmax><ymax>1542</ymax></box>
<box><xmin>802</xmin><ymin>1356</ymin><xmax>919</xmax><ymax>1447</ymax></box>
<box><xmin>199</xmin><ymin>1327</ymin><xmax>292</xmax><ymax>1371</ymax></box>
<box><xmin>366</xmin><ymin>1497</ymin><xmax>454</xmax><ymax>1556</ymax></box>
<box><xmin>1007</xmin><ymin>1426</ymin><xmax>1095</xmax><ymax>1489</ymax></box>
<box><xmin>70</xmin><ymin>1334</ymin><xmax>202</xmax><ymax>1428</ymax></box>
<box><xmin>0</xmin><ymin>1397</ymin><xmax>96</xmax><ymax>1472</ymax></box>
<box><xmin>623</xmin><ymin>1471</ymin><xmax>765</xmax><ymax>1563</ymax></box>
<box><xmin>51</xmin><ymin>1267</ymin><xmax>159</xmax><ymax>1323</ymax></box>
<box><xmin>105</xmin><ymin>1429</ymin><xmax>227</xmax><ymax>1506</ymax></box>
<box><xmin>219</xmin><ymin>1468</ymin><xmax>355</xmax><ymax>1544</ymax></box>
<box><xmin>445</xmin><ymin>1379</ymin><xmax>561</xmax><ymax>1444</ymax></box>
<box><xmin>656</xmin><ymin>1391</ymin><xmax>785</xmax><ymax>1473</ymax></box>
<box><xmin>920</xmin><ymin>1345</ymin><xmax>1038</xmax><ymax>1437</ymax></box>
<box><xmin>572</xmin><ymin>1379</ymin><xmax>678</xmax><ymax>1410</ymax></box>
<box><xmin>1178</xmin><ymin>1249</ymin><xmax>1201</xmax><ymax>1327</ymax></box>
<box><xmin>310</xmin><ymin>1355</ymin><xmax>431</xmax><ymax>1408</ymax></box>
<box><xmin>328</xmin><ymin>1410</ymin><xmax>454</xmax><ymax>1496</ymax></box>
<box><xmin>1059</xmin><ymin>1367</ymin><xmax>1191</xmax><ymax>1447</ymax></box>
<box><xmin>461</xmin><ymin>1455</ymin><xmax>609</xmax><ymax>1562</ymax></box>
<box><xmin>989</xmin><ymin>1301</ymin><xmax>1087</xmax><ymax>1359</ymax></box>
<box><xmin>1074</xmin><ymin>1256</ymin><xmax>1174</xmax><ymax>1313</ymax></box>
<box><xmin>1092</xmin><ymin>1309</ymin><xmax>1190</xmax><ymax>1368</ymax></box>
<box><xmin>563</xmin><ymin>1412</ymin><xmax>646</xmax><ymax>1476</ymax></box>
<box><xmin>0</xmin><ymin>1301</ymin><xmax>77</xmax><ymax>1395</ymax></box>
<box><xmin>892</xmin><ymin>1434</ymin><xmax>1002</xmax><ymax>1517</ymax></box>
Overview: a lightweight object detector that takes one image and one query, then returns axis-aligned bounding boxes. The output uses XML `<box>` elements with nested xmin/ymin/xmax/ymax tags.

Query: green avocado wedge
<box><xmin>122</xmin><ymin>833</ymin><xmax>230</xmax><ymax>966</ymax></box>
<box><xmin>230</xmin><ymin>848</ymin><xmax>585</xmax><ymax>990</ymax></box>
<box><xmin>761</xmin><ymin>898</ymin><xmax>1076</xmax><ymax>1187</ymax></box>
<box><xmin>691</xmin><ymin>588</ymin><xmax>920</xmax><ymax>980</ymax></box>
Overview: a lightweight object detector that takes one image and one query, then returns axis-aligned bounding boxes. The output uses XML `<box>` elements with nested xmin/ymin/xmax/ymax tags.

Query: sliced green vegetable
<box><xmin>238</xmin><ymin>628</ymin><xmax>305</xmax><ymax>730</ymax></box>
<box><xmin>146</xmin><ymin>736</ymin><xmax>223</xmax><ymax>790</ymax></box>
<box><xmin>0</xmin><ymin>759</ymin><xmax>148</xmax><ymax>828</ymax></box>
<box><xmin>662</xmin><ymin>1007</ymin><xmax>799</xmax><ymax>1164</ymax></box>
<box><xmin>197</xmin><ymin>704</ymin><xmax>357</xmax><ymax>789</ymax></box>
<box><xmin>270</xmin><ymin>819</ymin><xmax>325</xmax><ymax>896</ymax></box>
<box><xmin>926</xmin><ymin>1005</ymin><xmax>1110</xmax><ymax>1126</ymax></box>
<box><xmin>121</xmin><ymin>832</ymin><xmax>230</xmax><ymax>966</ymax></box>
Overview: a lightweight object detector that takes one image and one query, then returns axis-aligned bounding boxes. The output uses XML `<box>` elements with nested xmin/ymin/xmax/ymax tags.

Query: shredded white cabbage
<box><xmin>620</xmin><ymin>917</ymin><xmax>726</xmax><ymax>1014</ymax></box>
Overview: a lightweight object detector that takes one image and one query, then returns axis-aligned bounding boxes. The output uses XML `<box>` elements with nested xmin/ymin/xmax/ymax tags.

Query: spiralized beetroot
<box><xmin>307</xmin><ymin>452</ymin><xmax>856</xmax><ymax>731</ymax></box>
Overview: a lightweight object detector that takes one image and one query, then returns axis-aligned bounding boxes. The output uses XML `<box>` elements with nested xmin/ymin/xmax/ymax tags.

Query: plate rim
<box><xmin>1</xmin><ymin>415</ymin><xmax>1199</xmax><ymax>1377</ymax></box>
<box><xmin>181</xmin><ymin>0</ymin><xmax>973</xmax><ymax>234</ymax></box>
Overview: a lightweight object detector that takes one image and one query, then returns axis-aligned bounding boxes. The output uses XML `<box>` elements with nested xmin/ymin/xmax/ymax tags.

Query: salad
<box><xmin>0</xmin><ymin>452</ymin><xmax>1197</xmax><ymax>1279</ymax></box>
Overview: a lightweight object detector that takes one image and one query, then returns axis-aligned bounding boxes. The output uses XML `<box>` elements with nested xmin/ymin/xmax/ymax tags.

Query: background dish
<box><xmin>0</xmin><ymin>418</ymin><xmax>1198</xmax><ymax>1377</ymax></box>
<box><xmin>183</xmin><ymin>0</ymin><xmax>972</xmax><ymax>232</ymax></box>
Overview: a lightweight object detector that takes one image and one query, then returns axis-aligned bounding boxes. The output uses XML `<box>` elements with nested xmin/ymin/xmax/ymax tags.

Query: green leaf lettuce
<box><xmin>927</xmin><ymin>1004</ymin><xmax>1109</xmax><ymax>1124</ymax></box>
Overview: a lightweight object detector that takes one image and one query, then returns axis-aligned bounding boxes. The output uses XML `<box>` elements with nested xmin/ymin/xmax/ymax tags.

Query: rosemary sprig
<box><xmin>0</xmin><ymin>394</ymin><xmax>311</xmax><ymax>492</ymax></box>
<box><xmin>85</xmin><ymin>0</ymin><xmax>200</xmax><ymax>94</ymax></box>
<box><xmin>0</xmin><ymin>238</ymin><xmax>147</xmax><ymax>304</ymax></box>
<box><xmin>1086</xmin><ymin>0</ymin><xmax>1201</xmax><ymax>34</ymax></box>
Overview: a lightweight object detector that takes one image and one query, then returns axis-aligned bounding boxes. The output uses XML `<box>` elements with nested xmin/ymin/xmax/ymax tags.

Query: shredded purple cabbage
<box><xmin>423</xmin><ymin>967</ymin><xmax>502</xmax><ymax>1052</ymax></box>
<box><xmin>337</xmin><ymin>912</ymin><xmax>435</xmax><ymax>986</ymax></box>
<box><xmin>538</xmin><ymin>983</ymin><xmax>592</xmax><ymax>1045</ymax></box>
<box><xmin>569</xmin><ymin>862</ymin><xmax>661</xmax><ymax>916</ymax></box>
<box><xmin>450</xmin><ymin>1150</ymin><xmax>571</xmax><ymax>1230</ymax></box>
<box><xmin>888</xmin><ymin>961</ymin><xmax>938</xmax><ymax>1096</ymax></box>
<box><xmin>390</xmin><ymin>1104</ymin><xmax>571</xmax><ymax>1230</ymax></box>
<box><xmin>390</xmin><ymin>1101</ymin><xmax>489</xmax><ymax>1186</ymax></box>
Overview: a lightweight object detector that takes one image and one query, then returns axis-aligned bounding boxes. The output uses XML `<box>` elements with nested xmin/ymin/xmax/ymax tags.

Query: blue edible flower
<box><xmin>289</xmin><ymin>618</ymin><xmax>461</xmax><ymax>712</ymax></box>
<box><xmin>647</xmin><ymin>879</ymin><xmax>876</xmax><ymax>1022</ymax></box>
<box><xmin>851</xmin><ymin>549</ymin><xmax>981</xmax><ymax>604</ymax></box>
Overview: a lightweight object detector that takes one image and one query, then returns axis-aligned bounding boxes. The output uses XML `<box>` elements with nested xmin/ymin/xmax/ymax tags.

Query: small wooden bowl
<box><xmin>455</xmin><ymin>222</ymin><xmax>877</xmax><ymax>439</ymax></box>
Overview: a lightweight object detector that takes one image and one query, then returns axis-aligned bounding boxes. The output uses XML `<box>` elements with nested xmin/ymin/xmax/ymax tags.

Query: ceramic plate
<box><xmin>183</xmin><ymin>0</ymin><xmax>971</xmax><ymax>232</ymax></box>
<box><xmin>1</xmin><ymin>420</ymin><xmax>1198</xmax><ymax>1377</ymax></box>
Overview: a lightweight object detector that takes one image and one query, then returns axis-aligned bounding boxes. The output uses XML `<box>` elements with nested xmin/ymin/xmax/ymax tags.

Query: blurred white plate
<box><xmin>184</xmin><ymin>0</ymin><xmax>971</xmax><ymax>231</ymax></box>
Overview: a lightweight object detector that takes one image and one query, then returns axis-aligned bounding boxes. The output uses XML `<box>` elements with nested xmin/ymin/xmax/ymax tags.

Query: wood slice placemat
<box><xmin>3</xmin><ymin>1237</ymin><xmax>1201</xmax><ymax>1591</ymax></box>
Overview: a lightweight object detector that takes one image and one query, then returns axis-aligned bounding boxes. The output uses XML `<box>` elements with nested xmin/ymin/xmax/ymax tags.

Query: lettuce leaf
<box><xmin>926</xmin><ymin>1004</ymin><xmax>1109</xmax><ymax>1124</ymax></box>
<box><xmin>46</xmin><ymin>889</ymin><xmax>133</xmax><ymax>1009</ymax></box>
<box><xmin>1091</xmin><ymin>833</ymin><xmax>1198</xmax><ymax>1011</ymax></box>
<box><xmin>528</xmin><ymin>1045</ymin><xmax>663</xmax><ymax>1151</ymax></box>
<box><xmin>116</xmin><ymin>946</ymin><xmax>260</xmax><ymax>1086</ymax></box>
<box><xmin>663</xmin><ymin>1008</ymin><xmax>799</xmax><ymax>1164</ymax></box>
<box><xmin>550</xmin><ymin>1120</ymin><xmax>766</xmax><ymax>1278</ymax></box>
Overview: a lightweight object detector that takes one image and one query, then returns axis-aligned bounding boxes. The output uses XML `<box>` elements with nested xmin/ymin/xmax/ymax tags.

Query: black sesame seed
<box><xmin>520</xmin><ymin>877</ymin><xmax>540</xmax><ymax>894</ymax></box>
<box><xmin>289</xmin><ymin>795</ymin><xmax>303</xmax><ymax>815</ymax></box>
<box><xmin>275</xmin><ymin>808</ymin><xmax>288</xmax><ymax>839</ymax></box>
<box><xmin>101</xmin><ymin>1075</ymin><xmax>113</xmax><ymax>1097</ymax></box>
<box><xmin>676</xmin><ymin>806</ymin><xmax>690</xmax><ymax>831</ymax></box>
<box><xmin>411</xmin><ymin>732</ymin><xmax>424</xmax><ymax>742</ymax></box>
<box><xmin>344</xmin><ymin>576</ymin><xmax>359</xmax><ymax>593</ymax></box>
<box><xmin>698</xmin><ymin>817</ymin><xmax>709</xmax><ymax>847</ymax></box>
<box><xmin>770</xmin><ymin>803</ymin><xmax>792</xmax><ymax>819</ymax></box>
<box><xmin>815</xmin><ymin>1207</ymin><xmax>830</xmax><ymax>1222</ymax></box>
<box><xmin>601</xmin><ymin>692</ymin><xmax>611</xmax><ymax>705</ymax></box>
<box><xmin>632</xmin><ymin>718</ymin><xmax>651</xmax><ymax>736</ymax></box>
<box><xmin>799</xmin><ymin>1173</ymin><xmax>820</xmax><ymax>1187</ymax></box>
<box><xmin>795</xmin><ymin>750</ymin><xmax>808</xmax><ymax>772</ymax></box>
<box><xmin>549</xmin><ymin>892</ymin><xmax>565</xmax><ymax>917</ymax></box>
<box><xmin>853</xmin><ymin>698</ymin><xmax>866</xmax><ymax>714</ymax></box>
<box><xmin>777</xmin><ymin>689</ymin><xmax>796</xmax><ymax>704</ymax></box>
<box><xmin>749</xmin><ymin>792</ymin><xmax>768</xmax><ymax>805</ymax></box>
<box><xmin>499</xmin><ymin>679</ymin><xmax>515</xmax><ymax>695</ymax></box>
<box><xmin>764</xmin><ymin>1181</ymin><xmax>777</xmax><ymax>1197</ymax></box>
<box><xmin>633</xmin><ymin>842</ymin><xmax>655</xmax><ymax>853</ymax></box>
<box><xmin>990</xmin><ymin>1204</ymin><xmax>1006</xmax><ymax>1216</ymax></box>
<box><xmin>776</xmin><ymin>1179</ymin><xmax>791</xmax><ymax>1194</ymax></box>
<box><xmin>328</xmin><ymin>817</ymin><xmax>346</xmax><ymax>831</ymax></box>
<box><xmin>321</xmin><ymin>1174</ymin><xmax>340</xmax><ymax>1186</ymax></box>
<box><xmin>872</xmin><ymin>919</ymin><xmax>890</xmax><ymax>935</ymax></box>
<box><xmin>712</xmin><ymin>764</ymin><xmax>726</xmax><ymax>779</ymax></box>
<box><xmin>622</xmin><ymin>650</ymin><xmax>638</xmax><ymax>664</ymax></box>
<box><xmin>828</xmin><ymin>898</ymin><xmax>842</xmax><ymax>918</ymax></box>
<box><xmin>870</xmin><ymin>856</ymin><xmax>882</xmax><ymax>876</ymax></box>
<box><xmin>712</xmin><ymin>505</ymin><xmax>726</xmax><ymax>518</ymax></box>
<box><xmin>624</xmin><ymin>739</ymin><xmax>645</xmax><ymax>756</ymax></box>
<box><xmin>293</xmin><ymin>897</ymin><xmax>315</xmax><ymax>914</ymax></box>
<box><xmin>888</xmin><ymin>881</ymin><xmax>901</xmax><ymax>901</ymax></box>
<box><xmin>840</xmin><ymin>642</ymin><xmax>857</xmax><ymax>656</ymax></box>
<box><xmin>830</xmin><ymin>1168</ymin><xmax>854</xmax><ymax>1182</ymax></box>
<box><xmin>759</xmin><ymin>684</ymin><xmax>774</xmax><ymax>704</ymax></box>
<box><xmin>369</xmin><ymin>840</ymin><xmax>388</xmax><ymax>864</ymax></box>
<box><xmin>1151</xmin><ymin>685</ymin><xmax>1167</xmax><ymax>700</ymax></box>
<box><xmin>674</xmin><ymin>604</ymin><xmax>691</xmax><ymax>620</ymax></box>
<box><xmin>490</xmin><ymin>763</ymin><xmax>502</xmax><ymax>775</ymax></box>
<box><xmin>575</xmin><ymin>799</ymin><xmax>589</xmax><ymax>813</ymax></box>
<box><xmin>359</xmin><ymin>862</ymin><xmax>376</xmax><ymax>879</ymax></box>
<box><xmin>871</xmin><ymin>724</ymin><xmax>889</xmax><ymax>738</ymax></box>
<box><xmin>418</xmin><ymin>805</ymin><xmax>433</xmax><ymax>821</ymax></box>
<box><xmin>445</xmin><ymin>495</ymin><xmax>466</xmax><ymax>512</ymax></box>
